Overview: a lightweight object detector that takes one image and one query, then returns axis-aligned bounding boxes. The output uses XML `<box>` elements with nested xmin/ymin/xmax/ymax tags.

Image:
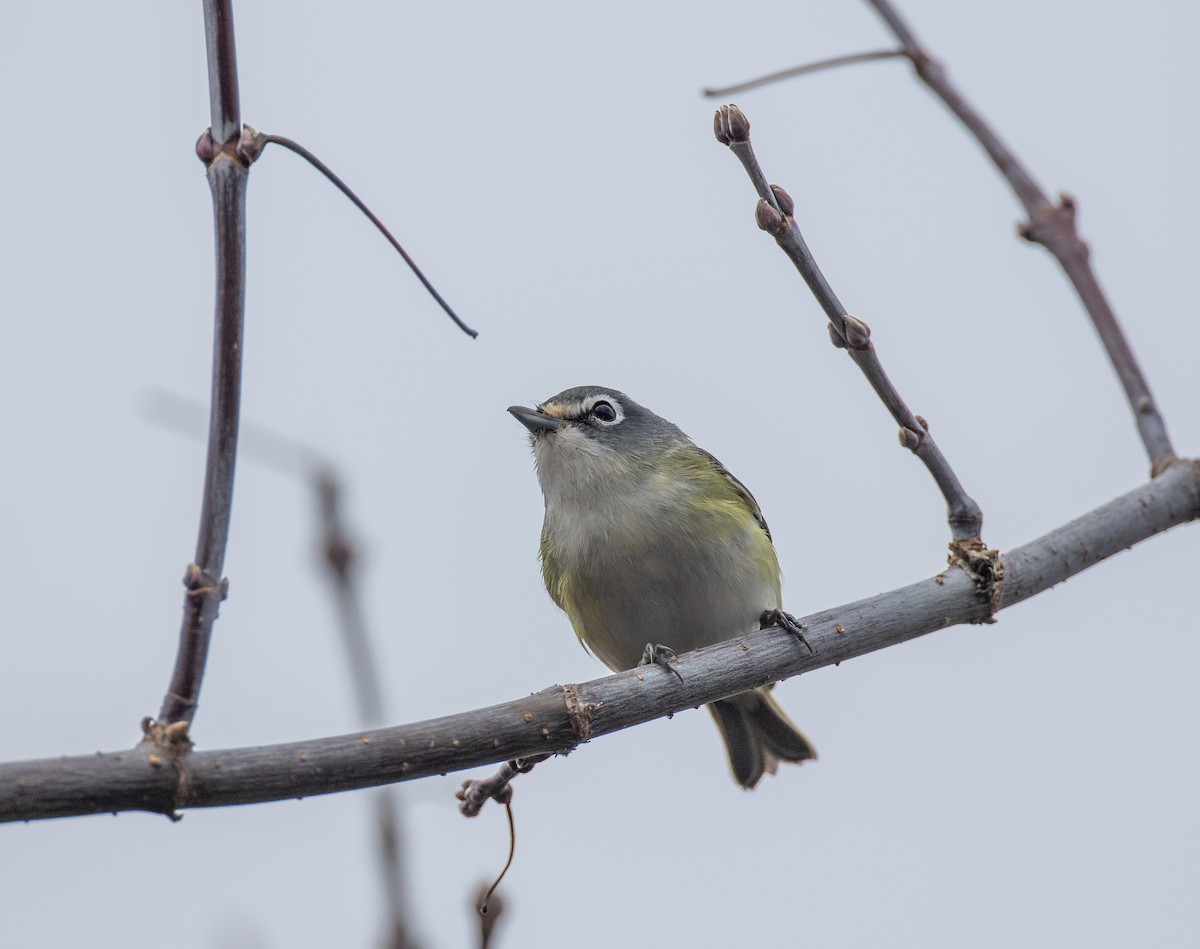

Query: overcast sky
<box><xmin>2</xmin><ymin>2</ymin><xmax>1197</xmax><ymax>947</ymax></box>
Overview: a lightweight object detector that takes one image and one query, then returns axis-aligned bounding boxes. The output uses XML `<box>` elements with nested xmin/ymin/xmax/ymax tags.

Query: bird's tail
<box><xmin>708</xmin><ymin>687</ymin><xmax>816</xmax><ymax>789</ymax></box>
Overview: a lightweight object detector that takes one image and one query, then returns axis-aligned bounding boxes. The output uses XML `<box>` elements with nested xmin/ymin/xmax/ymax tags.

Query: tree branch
<box><xmin>715</xmin><ymin>105</ymin><xmax>986</xmax><ymax>544</ymax></box>
<box><xmin>157</xmin><ymin>0</ymin><xmax>249</xmax><ymax>728</ymax></box>
<box><xmin>4</xmin><ymin>460</ymin><xmax>1196</xmax><ymax>823</ymax></box>
<box><xmin>702</xmin><ymin>2</ymin><xmax>1176</xmax><ymax>473</ymax></box>
<box><xmin>862</xmin><ymin>0</ymin><xmax>1175</xmax><ymax>472</ymax></box>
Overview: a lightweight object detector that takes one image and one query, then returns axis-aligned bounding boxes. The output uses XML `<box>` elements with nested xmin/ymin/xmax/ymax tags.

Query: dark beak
<box><xmin>508</xmin><ymin>404</ymin><xmax>562</xmax><ymax>433</ymax></box>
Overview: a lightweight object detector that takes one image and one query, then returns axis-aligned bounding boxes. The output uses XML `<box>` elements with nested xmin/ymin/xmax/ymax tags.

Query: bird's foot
<box><xmin>761</xmin><ymin>609</ymin><xmax>814</xmax><ymax>655</ymax></box>
<box><xmin>639</xmin><ymin>643</ymin><xmax>685</xmax><ymax>683</ymax></box>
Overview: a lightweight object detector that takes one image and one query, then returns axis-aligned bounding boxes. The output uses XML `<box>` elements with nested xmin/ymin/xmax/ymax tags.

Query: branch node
<box><xmin>457</xmin><ymin>752</ymin><xmax>553</xmax><ymax>818</ymax></box>
<box><xmin>947</xmin><ymin>538</ymin><xmax>1004</xmax><ymax>620</ymax></box>
<box><xmin>236</xmin><ymin>123</ymin><xmax>267</xmax><ymax>164</ymax></box>
<box><xmin>137</xmin><ymin>717</ymin><xmax>196</xmax><ymax>820</ymax></box>
<box><xmin>1150</xmin><ymin>453</ymin><xmax>1181</xmax><ymax>479</ymax></box>
<box><xmin>182</xmin><ymin>563</ymin><xmax>228</xmax><ymax>600</ymax></box>
<box><xmin>562</xmin><ymin>683</ymin><xmax>595</xmax><ymax>742</ymax></box>
<box><xmin>1018</xmin><ymin>194</ymin><xmax>1078</xmax><ymax>246</ymax></box>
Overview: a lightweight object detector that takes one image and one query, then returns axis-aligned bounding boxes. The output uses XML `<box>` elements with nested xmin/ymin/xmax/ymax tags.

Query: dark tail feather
<box><xmin>708</xmin><ymin>688</ymin><xmax>816</xmax><ymax>789</ymax></box>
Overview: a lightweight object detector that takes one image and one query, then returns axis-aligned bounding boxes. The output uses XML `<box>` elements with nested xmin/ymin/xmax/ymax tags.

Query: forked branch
<box><xmin>703</xmin><ymin>0</ymin><xmax>1176</xmax><ymax>473</ymax></box>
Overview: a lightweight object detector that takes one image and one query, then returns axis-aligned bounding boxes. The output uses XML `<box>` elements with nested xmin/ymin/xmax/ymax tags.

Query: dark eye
<box><xmin>591</xmin><ymin>400</ymin><xmax>617</xmax><ymax>423</ymax></box>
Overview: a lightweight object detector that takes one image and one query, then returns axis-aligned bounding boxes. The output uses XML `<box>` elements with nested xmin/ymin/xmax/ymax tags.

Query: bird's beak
<box><xmin>508</xmin><ymin>404</ymin><xmax>562</xmax><ymax>433</ymax></box>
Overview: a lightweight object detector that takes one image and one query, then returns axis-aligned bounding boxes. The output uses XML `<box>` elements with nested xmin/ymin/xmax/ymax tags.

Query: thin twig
<box><xmin>4</xmin><ymin>460</ymin><xmax>1196</xmax><ymax>822</ymax></box>
<box><xmin>859</xmin><ymin>0</ymin><xmax>1173</xmax><ymax>473</ymax></box>
<box><xmin>157</xmin><ymin>0</ymin><xmax>248</xmax><ymax>729</ymax></box>
<box><xmin>244</xmin><ymin>130</ymin><xmax>477</xmax><ymax>339</ymax></box>
<box><xmin>702</xmin><ymin>49</ymin><xmax>906</xmax><ymax>97</ymax></box>
<box><xmin>714</xmin><ymin>105</ymin><xmax>986</xmax><ymax>544</ymax></box>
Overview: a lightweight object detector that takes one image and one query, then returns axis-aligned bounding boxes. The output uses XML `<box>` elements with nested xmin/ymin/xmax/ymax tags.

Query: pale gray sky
<box><xmin>2</xmin><ymin>2</ymin><xmax>1197</xmax><ymax>947</ymax></box>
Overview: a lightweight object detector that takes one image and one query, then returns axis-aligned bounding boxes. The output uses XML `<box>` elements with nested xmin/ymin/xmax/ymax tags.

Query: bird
<box><xmin>509</xmin><ymin>385</ymin><xmax>815</xmax><ymax>788</ymax></box>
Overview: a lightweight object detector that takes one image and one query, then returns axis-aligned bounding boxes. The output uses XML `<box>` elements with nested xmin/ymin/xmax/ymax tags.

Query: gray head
<box><xmin>508</xmin><ymin>386</ymin><xmax>692</xmax><ymax>497</ymax></box>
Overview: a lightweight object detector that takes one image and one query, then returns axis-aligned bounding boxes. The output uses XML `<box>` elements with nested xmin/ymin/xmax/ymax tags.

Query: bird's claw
<box><xmin>761</xmin><ymin>609</ymin><xmax>815</xmax><ymax>655</ymax></box>
<box><xmin>639</xmin><ymin>642</ymin><xmax>685</xmax><ymax>683</ymax></box>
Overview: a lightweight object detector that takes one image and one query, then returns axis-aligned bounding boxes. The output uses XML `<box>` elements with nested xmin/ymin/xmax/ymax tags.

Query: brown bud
<box><xmin>915</xmin><ymin>415</ymin><xmax>929</xmax><ymax>431</ymax></box>
<box><xmin>842</xmin><ymin>314</ymin><xmax>871</xmax><ymax>349</ymax></box>
<box><xmin>713</xmin><ymin>104</ymin><xmax>750</xmax><ymax>145</ymax></box>
<box><xmin>755</xmin><ymin>199</ymin><xmax>784</xmax><ymax>234</ymax></box>
<box><xmin>195</xmin><ymin>130</ymin><xmax>216</xmax><ymax>163</ymax></box>
<box><xmin>827</xmin><ymin>323</ymin><xmax>846</xmax><ymax>348</ymax></box>
<box><xmin>770</xmin><ymin>185</ymin><xmax>794</xmax><ymax>217</ymax></box>
<box><xmin>899</xmin><ymin>427</ymin><xmax>922</xmax><ymax>451</ymax></box>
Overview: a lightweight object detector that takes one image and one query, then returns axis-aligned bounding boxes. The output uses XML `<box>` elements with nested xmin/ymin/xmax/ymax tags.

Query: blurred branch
<box><xmin>156</xmin><ymin>0</ymin><xmax>251</xmax><ymax>730</ymax></box>
<box><xmin>146</xmin><ymin>391</ymin><xmax>418</xmax><ymax>946</ymax></box>
<box><xmin>242</xmin><ymin>129</ymin><xmax>477</xmax><ymax>339</ymax></box>
<box><xmin>314</xmin><ymin>471</ymin><xmax>417</xmax><ymax>949</ymax></box>
<box><xmin>144</xmin><ymin>388</ymin><xmax>324</xmax><ymax>477</ymax></box>
<box><xmin>4</xmin><ymin>460</ymin><xmax>1196</xmax><ymax>822</ymax></box>
<box><xmin>714</xmin><ymin>105</ymin><xmax>986</xmax><ymax>547</ymax></box>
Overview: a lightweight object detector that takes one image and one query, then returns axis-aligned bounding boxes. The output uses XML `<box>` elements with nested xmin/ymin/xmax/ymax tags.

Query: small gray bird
<box><xmin>509</xmin><ymin>386</ymin><xmax>815</xmax><ymax>788</ymax></box>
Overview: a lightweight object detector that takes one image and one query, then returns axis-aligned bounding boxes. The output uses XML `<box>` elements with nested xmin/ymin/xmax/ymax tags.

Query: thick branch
<box><xmin>157</xmin><ymin>1</ymin><xmax>248</xmax><ymax>727</ymax></box>
<box><xmin>715</xmin><ymin>105</ymin><xmax>984</xmax><ymax>542</ymax></box>
<box><xmin>4</xmin><ymin>461</ymin><xmax>1196</xmax><ymax>823</ymax></box>
<box><xmin>862</xmin><ymin>0</ymin><xmax>1174</xmax><ymax>472</ymax></box>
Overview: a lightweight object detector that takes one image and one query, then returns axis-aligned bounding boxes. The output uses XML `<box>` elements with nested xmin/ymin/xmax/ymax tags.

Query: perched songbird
<box><xmin>509</xmin><ymin>386</ymin><xmax>815</xmax><ymax>788</ymax></box>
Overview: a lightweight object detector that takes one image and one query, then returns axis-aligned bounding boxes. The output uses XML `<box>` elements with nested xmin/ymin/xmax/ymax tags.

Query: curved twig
<box><xmin>246</xmin><ymin>131</ymin><xmax>477</xmax><ymax>339</ymax></box>
<box><xmin>702</xmin><ymin>49</ymin><xmax>906</xmax><ymax>97</ymax></box>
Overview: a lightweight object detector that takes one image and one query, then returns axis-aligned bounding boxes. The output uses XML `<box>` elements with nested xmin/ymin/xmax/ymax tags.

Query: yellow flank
<box><xmin>539</xmin><ymin>531</ymin><xmax>593</xmax><ymax>653</ymax></box>
<box><xmin>539</xmin><ymin>444</ymin><xmax>782</xmax><ymax>658</ymax></box>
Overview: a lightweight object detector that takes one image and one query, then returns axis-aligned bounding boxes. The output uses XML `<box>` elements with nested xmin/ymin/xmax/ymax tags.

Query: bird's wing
<box><xmin>695</xmin><ymin>447</ymin><xmax>773</xmax><ymax>541</ymax></box>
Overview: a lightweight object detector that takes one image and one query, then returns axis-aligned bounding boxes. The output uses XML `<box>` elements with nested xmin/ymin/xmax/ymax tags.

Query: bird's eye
<box><xmin>591</xmin><ymin>400</ymin><xmax>617</xmax><ymax>423</ymax></box>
